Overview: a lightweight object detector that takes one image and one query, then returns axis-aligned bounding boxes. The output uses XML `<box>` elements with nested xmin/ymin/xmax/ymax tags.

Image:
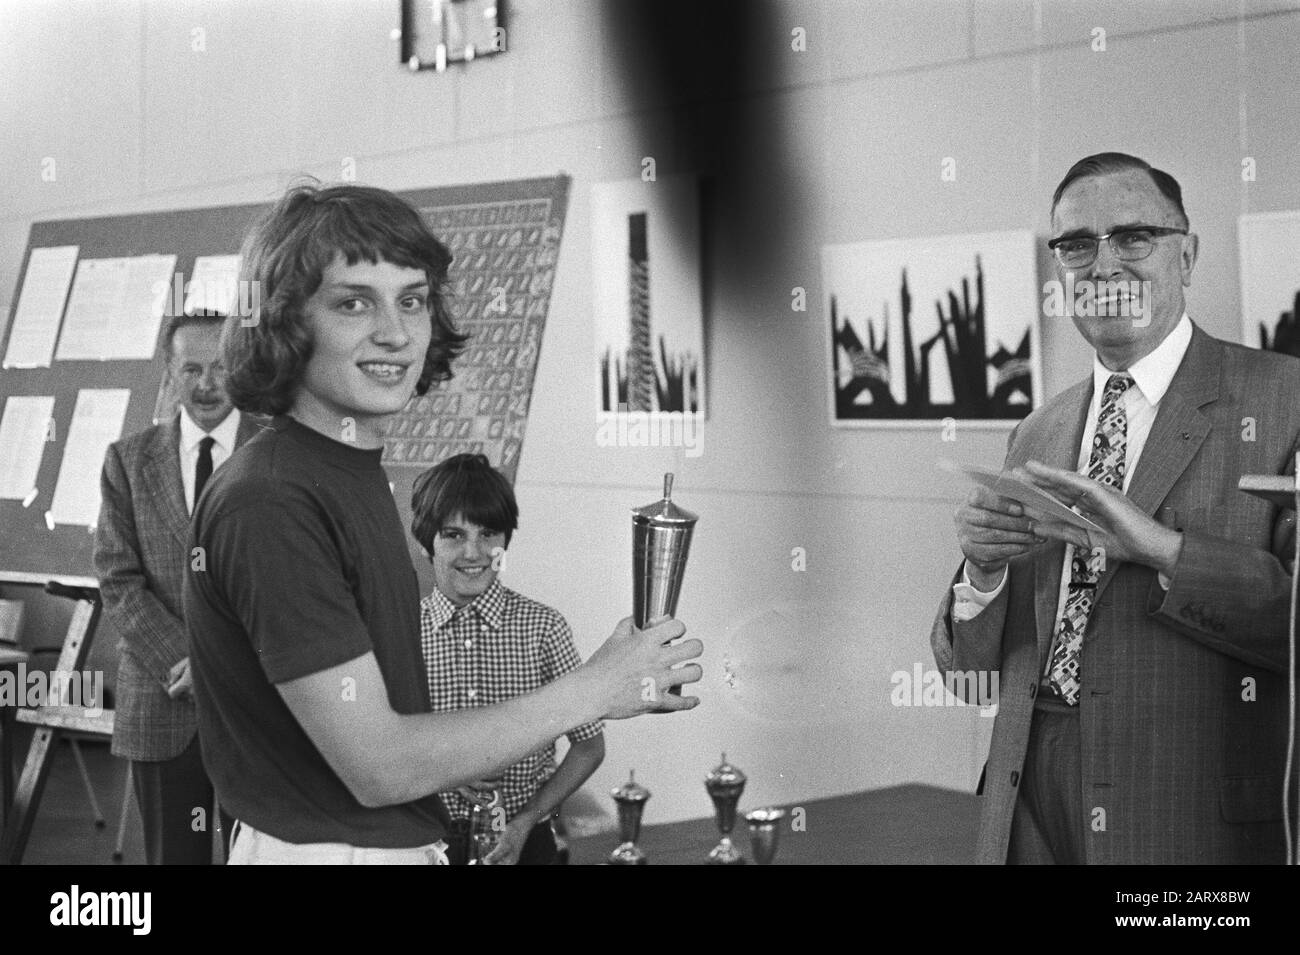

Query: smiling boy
<box><xmin>412</xmin><ymin>454</ymin><xmax>604</xmax><ymax>864</ymax></box>
<box><xmin>183</xmin><ymin>183</ymin><xmax>701</xmax><ymax>864</ymax></box>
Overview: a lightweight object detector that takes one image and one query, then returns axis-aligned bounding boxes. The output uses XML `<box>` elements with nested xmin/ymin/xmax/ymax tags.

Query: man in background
<box><xmin>933</xmin><ymin>153</ymin><xmax>1299</xmax><ymax>863</ymax></box>
<box><xmin>94</xmin><ymin>311</ymin><xmax>255</xmax><ymax>864</ymax></box>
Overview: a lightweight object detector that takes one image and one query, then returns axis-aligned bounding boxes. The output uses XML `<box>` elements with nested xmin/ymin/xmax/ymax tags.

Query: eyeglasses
<box><xmin>175</xmin><ymin>363</ymin><xmax>226</xmax><ymax>383</ymax></box>
<box><xmin>1047</xmin><ymin>226</ymin><xmax>1188</xmax><ymax>268</ymax></box>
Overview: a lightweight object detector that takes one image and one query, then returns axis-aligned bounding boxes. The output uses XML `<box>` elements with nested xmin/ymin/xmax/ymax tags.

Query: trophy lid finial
<box><xmin>707</xmin><ymin>753</ymin><xmax>747</xmax><ymax>788</ymax></box>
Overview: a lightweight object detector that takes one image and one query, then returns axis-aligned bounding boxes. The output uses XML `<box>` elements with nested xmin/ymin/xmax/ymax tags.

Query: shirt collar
<box><xmin>426</xmin><ymin>577</ymin><xmax>507</xmax><ymax>632</ymax></box>
<box><xmin>180</xmin><ymin>407</ymin><xmax>239</xmax><ymax>454</ymax></box>
<box><xmin>1091</xmin><ymin>312</ymin><xmax>1192</xmax><ymax>407</ymax></box>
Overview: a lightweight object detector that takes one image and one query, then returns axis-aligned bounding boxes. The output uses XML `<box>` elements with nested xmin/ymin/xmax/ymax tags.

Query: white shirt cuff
<box><xmin>952</xmin><ymin>564</ymin><xmax>1008</xmax><ymax>622</ymax></box>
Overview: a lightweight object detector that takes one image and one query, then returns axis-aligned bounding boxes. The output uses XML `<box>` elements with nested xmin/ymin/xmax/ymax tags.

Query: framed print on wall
<box><xmin>823</xmin><ymin>229</ymin><xmax>1041</xmax><ymax>428</ymax></box>
<box><xmin>1239</xmin><ymin>210</ymin><xmax>1300</xmax><ymax>359</ymax></box>
<box><xmin>592</xmin><ymin>176</ymin><xmax>705</xmax><ymax>420</ymax></box>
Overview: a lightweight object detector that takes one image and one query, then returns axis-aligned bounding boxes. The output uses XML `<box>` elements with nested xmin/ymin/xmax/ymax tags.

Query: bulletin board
<box><xmin>0</xmin><ymin>176</ymin><xmax>570</xmax><ymax>581</ymax></box>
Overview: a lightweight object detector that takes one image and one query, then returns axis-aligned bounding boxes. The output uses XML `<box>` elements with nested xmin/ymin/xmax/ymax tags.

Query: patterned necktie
<box><xmin>1048</xmin><ymin>372</ymin><xmax>1133</xmax><ymax>705</ymax></box>
<box><xmin>194</xmin><ymin>436</ymin><xmax>215</xmax><ymax>509</ymax></box>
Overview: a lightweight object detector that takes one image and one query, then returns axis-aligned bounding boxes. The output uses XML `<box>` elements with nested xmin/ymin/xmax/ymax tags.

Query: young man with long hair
<box><xmin>184</xmin><ymin>183</ymin><xmax>700</xmax><ymax>864</ymax></box>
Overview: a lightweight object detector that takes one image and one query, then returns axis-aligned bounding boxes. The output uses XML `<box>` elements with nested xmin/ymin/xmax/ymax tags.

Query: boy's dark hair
<box><xmin>223</xmin><ymin>181</ymin><xmax>468</xmax><ymax>416</ymax></box>
<box><xmin>1050</xmin><ymin>152</ymin><xmax>1188</xmax><ymax>227</ymax></box>
<box><xmin>411</xmin><ymin>453</ymin><xmax>519</xmax><ymax>554</ymax></box>
<box><xmin>162</xmin><ymin>311</ymin><xmax>227</xmax><ymax>362</ymax></box>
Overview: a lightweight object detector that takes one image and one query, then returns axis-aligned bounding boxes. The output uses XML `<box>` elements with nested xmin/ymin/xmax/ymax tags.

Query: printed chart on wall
<box><xmin>382</xmin><ymin>176</ymin><xmax>571</xmax><ymax>483</ymax></box>
<box><xmin>1239</xmin><ymin>210</ymin><xmax>1300</xmax><ymax>360</ymax></box>
<box><xmin>823</xmin><ymin>229</ymin><xmax>1040</xmax><ymax>427</ymax></box>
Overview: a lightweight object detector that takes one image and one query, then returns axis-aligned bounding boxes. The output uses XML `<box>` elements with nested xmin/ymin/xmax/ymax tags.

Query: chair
<box><xmin>0</xmin><ymin>598</ymin><xmax>29</xmax><ymax>823</ymax></box>
<box><xmin>0</xmin><ymin>597</ymin><xmax>108</xmax><ymax>832</ymax></box>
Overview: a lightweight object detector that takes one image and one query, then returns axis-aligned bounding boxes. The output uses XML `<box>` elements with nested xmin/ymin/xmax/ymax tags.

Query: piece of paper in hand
<box><xmin>938</xmin><ymin>460</ymin><xmax>1103</xmax><ymax>532</ymax></box>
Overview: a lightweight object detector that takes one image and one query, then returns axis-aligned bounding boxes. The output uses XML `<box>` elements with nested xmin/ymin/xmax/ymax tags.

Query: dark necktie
<box><xmin>1048</xmin><ymin>372</ymin><xmax>1133</xmax><ymax>705</ymax></box>
<box><xmin>194</xmin><ymin>436</ymin><xmax>215</xmax><ymax>509</ymax></box>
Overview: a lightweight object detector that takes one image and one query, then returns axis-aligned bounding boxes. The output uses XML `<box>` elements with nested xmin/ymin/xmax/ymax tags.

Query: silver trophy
<box><xmin>609</xmin><ymin>771</ymin><xmax>651</xmax><ymax>865</ymax></box>
<box><xmin>467</xmin><ymin>790</ymin><xmax>501</xmax><ymax>865</ymax></box>
<box><xmin>705</xmin><ymin>754</ymin><xmax>747</xmax><ymax>864</ymax></box>
<box><xmin>744</xmin><ymin>807</ymin><xmax>787</xmax><ymax>865</ymax></box>
<box><xmin>633</xmin><ymin>474</ymin><xmax>698</xmax><ymax>700</ymax></box>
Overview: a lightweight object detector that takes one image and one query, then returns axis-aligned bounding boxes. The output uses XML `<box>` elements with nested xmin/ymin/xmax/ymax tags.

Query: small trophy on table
<box><xmin>744</xmin><ymin>807</ymin><xmax>787</xmax><ymax>865</ymax></box>
<box><xmin>609</xmin><ymin>771</ymin><xmax>651</xmax><ymax>865</ymax></box>
<box><xmin>705</xmin><ymin>754</ymin><xmax>747</xmax><ymax>864</ymax></box>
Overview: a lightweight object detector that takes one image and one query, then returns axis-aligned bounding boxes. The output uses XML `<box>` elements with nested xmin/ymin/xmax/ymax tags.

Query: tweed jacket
<box><xmin>932</xmin><ymin>324</ymin><xmax>1299</xmax><ymax>864</ymax></box>
<box><xmin>94</xmin><ymin>412</ymin><xmax>257</xmax><ymax>761</ymax></box>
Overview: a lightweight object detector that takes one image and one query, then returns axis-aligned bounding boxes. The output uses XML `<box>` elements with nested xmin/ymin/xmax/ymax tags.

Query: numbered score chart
<box><xmin>382</xmin><ymin>189</ymin><xmax>565</xmax><ymax>483</ymax></box>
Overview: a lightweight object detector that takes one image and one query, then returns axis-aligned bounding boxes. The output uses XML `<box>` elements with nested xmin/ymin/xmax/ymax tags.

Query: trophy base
<box><xmin>609</xmin><ymin>842</ymin><xmax>648</xmax><ymax>865</ymax></box>
<box><xmin>706</xmin><ymin>839</ymin><xmax>746</xmax><ymax>865</ymax></box>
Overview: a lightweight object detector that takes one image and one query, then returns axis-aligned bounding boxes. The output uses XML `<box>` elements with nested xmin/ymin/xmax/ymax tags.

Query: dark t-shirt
<box><xmin>184</xmin><ymin>415</ymin><xmax>449</xmax><ymax>847</ymax></box>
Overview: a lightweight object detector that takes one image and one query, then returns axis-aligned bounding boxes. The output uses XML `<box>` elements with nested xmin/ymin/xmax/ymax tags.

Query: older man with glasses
<box><xmin>931</xmin><ymin>152</ymin><xmax>1300</xmax><ymax>864</ymax></box>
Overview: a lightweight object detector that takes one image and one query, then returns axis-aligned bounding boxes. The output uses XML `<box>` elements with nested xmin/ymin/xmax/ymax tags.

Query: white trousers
<box><xmin>227</xmin><ymin>821</ymin><xmax>450</xmax><ymax>865</ymax></box>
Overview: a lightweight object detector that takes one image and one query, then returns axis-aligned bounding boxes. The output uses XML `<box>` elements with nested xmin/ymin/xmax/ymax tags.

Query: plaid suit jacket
<box><xmin>94</xmin><ymin>412</ymin><xmax>257</xmax><ymax>761</ymax></box>
<box><xmin>932</xmin><ymin>323</ymin><xmax>1300</xmax><ymax>864</ymax></box>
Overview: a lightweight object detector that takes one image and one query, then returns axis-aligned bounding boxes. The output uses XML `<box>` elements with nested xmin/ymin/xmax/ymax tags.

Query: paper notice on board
<box><xmin>3</xmin><ymin>246</ymin><xmax>79</xmax><ymax>368</ymax></box>
<box><xmin>104</xmin><ymin>254</ymin><xmax>176</xmax><ymax>360</ymax></box>
<box><xmin>56</xmin><ymin>258</ymin><xmax>129</xmax><ymax>360</ymax></box>
<box><xmin>55</xmin><ymin>254</ymin><xmax>176</xmax><ymax>361</ymax></box>
<box><xmin>49</xmin><ymin>389</ymin><xmax>130</xmax><ymax>527</ymax></box>
<box><xmin>184</xmin><ymin>254</ymin><xmax>241</xmax><ymax>316</ymax></box>
<box><xmin>0</xmin><ymin>395</ymin><xmax>56</xmax><ymax>499</ymax></box>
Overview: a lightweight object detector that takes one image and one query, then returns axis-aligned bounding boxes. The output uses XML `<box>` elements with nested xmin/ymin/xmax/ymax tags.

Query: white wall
<box><xmin>3</xmin><ymin>0</ymin><xmax>1299</xmax><ymax>828</ymax></box>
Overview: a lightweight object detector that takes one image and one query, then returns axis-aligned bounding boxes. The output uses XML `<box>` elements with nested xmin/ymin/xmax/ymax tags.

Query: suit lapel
<box><xmin>145</xmin><ymin>414</ymin><xmax>190</xmax><ymax>548</ymax></box>
<box><xmin>1022</xmin><ymin>379</ymin><xmax>1093</xmax><ymax>661</ymax></box>
<box><xmin>145</xmin><ymin>412</ymin><xmax>257</xmax><ymax>550</ymax></box>
<box><xmin>1091</xmin><ymin>324</ymin><xmax>1219</xmax><ymax>606</ymax></box>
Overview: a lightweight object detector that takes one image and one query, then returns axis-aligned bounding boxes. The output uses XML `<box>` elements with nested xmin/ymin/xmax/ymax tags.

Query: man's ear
<box><xmin>1180</xmin><ymin>232</ymin><xmax>1199</xmax><ymax>287</ymax></box>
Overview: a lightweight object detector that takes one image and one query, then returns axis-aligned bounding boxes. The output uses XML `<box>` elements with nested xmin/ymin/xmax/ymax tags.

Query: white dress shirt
<box><xmin>953</xmin><ymin>313</ymin><xmax>1194</xmax><ymax>637</ymax></box>
<box><xmin>179</xmin><ymin>407</ymin><xmax>240</xmax><ymax>514</ymax></box>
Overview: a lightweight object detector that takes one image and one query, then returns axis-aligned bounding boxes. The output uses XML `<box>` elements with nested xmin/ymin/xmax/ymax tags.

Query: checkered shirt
<box><xmin>420</xmin><ymin>578</ymin><xmax>604</xmax><ymax>829</ymax></box>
